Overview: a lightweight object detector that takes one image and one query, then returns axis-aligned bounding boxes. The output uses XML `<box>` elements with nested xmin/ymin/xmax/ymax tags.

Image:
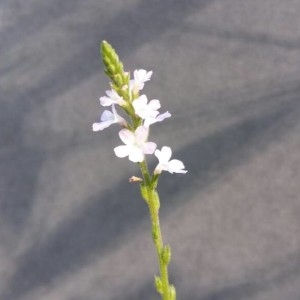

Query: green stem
<box><xmin>149</xmin><ymin>194</ymin><xmax>170</xmax><ymax>300</ymax></box>
<box><xmin>139</xmin><ymin>160</ymin><xmax>175</xmax><ymax>300</ymax></box>
<box><xmin>139</xmin><ymin>160</ymin><xmax>151</xmax><ymax>184</ymax></box>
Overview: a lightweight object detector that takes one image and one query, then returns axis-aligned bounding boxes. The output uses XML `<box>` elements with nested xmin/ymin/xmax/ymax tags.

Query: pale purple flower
<box><xmin>100</xmin><ymin>89</ymin><xmax>126</xmax><ymax>107</ymax></box>
<box><xmin>92</xmin><ymin>105</ymin><xmax>126</xmax><ymax>131</ymax></box>
<box><xmin>154</xmin><ymin>146</ymin><xmax>187</xmax><ymax>174</ymax></box>
<box><xmin>133</xmin><ymin>95</ymin><xmax>171</xmax><ymax>127</ymax></box>
<box><xmin>130</xmin><ymin>69</ymin><xmax>153</xmax><ymax>94</ymax></box>
<box><xmin>114</xmin><ymin>126</ymin><xmax>157</xmax><ymax>163</ymax></box>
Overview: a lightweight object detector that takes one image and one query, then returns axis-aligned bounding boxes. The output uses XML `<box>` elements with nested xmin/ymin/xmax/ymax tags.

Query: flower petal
<box><xmin>161</xmin><ymin>146</ymin><xmax>172</xmax><ymax>162</ymax></box>
<box><xmin>154</xmin><ymin>149</ymin><xmax>162</xmax><ymax>161</ymax></box>
<box><xmin>114</xmin><ymin>145</ymin><xmax>129</xmax><ymax>158</ymax></box>
<box><xmin>100</xmin><ymin>95</ymin><xmax>113</xmax><ymax>106</ymax></box>
<box><xmin>100</xmin><ymin>110</ymin><xmax>114</xmax><ymax>122</ymax></box>
<box><xmin>143</xmin><ymin>70</ymin><xmax>153</xmax><ymax>82</ymax></box>
<box><xmin>132</xmin><ymin>95</ymin><xmax>149</xmax><ymax>118</ymax></box>
<box><xmin>130</xmin><ymin>70</ymin><xmax>153</xmax><ymax>93</ymax></box>
<box><xmin>92</xmin><ymin>121</ymin><xmax>111</xmax><ymax>131</ymax></box>
<box><xmin>134</xmin><ymin>69</ymin><xmax>152</xmax><ymax>82</ymax></box>
<box><xmin>154</xmin><ymin>164</ymin><xmax>163</xmax><ymax>174</ymax></box>
<box><xmin>148</xmin><ymin>99</ymin><xmax>161</xmax><ymax>111</ymax></box>
<box><xmin>155</xmin><ymin>111</ymin><xmax>171</xmax><ymax>122</ymax></box>
<box><xmin>112</xmin><ymin>105</ymin><xmax>127</xmax><ymax>126</ymax></box>
<box><xmin>144</xmin><ymin>118</ymin><xmax>155</xmax><ymax>127</ymax></box>
<box><xmin>143</xmin><ymin>142</ymin><xmax>157</xmax><ymax>154</ymax></box>
<box><xmin>128</xmin><ymin>147</ymin><xmax>144</xmax><ymax>162</ymax></box>
<box><xmin>92</xmin><ymin>110</ymin><xmax>116</xmax><ymax>131</ymax></box>
<box><xmin>129</xmin><ymin>80</ymin><xmax>137</xmax><ymax>92</ymax></box>
<box><xmin>135</xmin><ymin>95</ymin><xmax>148</xmax><ymax>107</ymax></box>
<box><xmin>119</xmin><ymin>129</ymin><xmax>135</xmax><ymax>145</ymax></box>
<box><xmin>135</xmin><ymin>126</ymin><xmax>149</xmax><ymax>143</ymax></box>
<box><xmin>168</xmin><ymin>159</ymin><xmax>187</xmax><ymax>173</ymax></box>
<box><xmin>107</xmin><ymin>90</ymin><xmax>125</xmax><ymax>105</ymax></box>
<box><xmin>100</xmin><ymin>90</ymin><xmax>126</xmax><ymax>106</ymax></box>
<box><xmin>106</xmin><ymin>89</ymin><xmax>118</xmax><ymax>98</ymax></box>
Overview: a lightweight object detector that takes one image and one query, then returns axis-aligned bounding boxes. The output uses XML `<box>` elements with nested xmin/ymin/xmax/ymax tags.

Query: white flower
<box><xmin>132</xmin><ymin>95</ymin><xmax>171</xmax><ymax>127</ymax></box>
<box><xmin>130</xmin><ymin>69</ymin><xmax>153</xmax><ymax>94</ymax></box>
<box><xmin>133</xmin><ymin>95</ymin><xmax>160</xmax><ymax>119</ymax></box>
<box><xmin>100</xmin><ymin>89</ymin><xmax>126</xmax><ymax>107</ymax></box>
<box><xmin>92</xmin><ymin>105</ymin><xmax>126</xmax><ymax>131</ymax></box>
<box><xmin>114</xmin><ymin>126</ymin><xmax>157</xmax><ymax>163</ymax></box>
<box><xmin>154</xmin><ymin>146</ymin><xmax>187</xmax><ymax>174</ymax></box>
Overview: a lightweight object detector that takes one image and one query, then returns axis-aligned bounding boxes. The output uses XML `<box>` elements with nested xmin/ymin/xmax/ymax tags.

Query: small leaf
<box><xmin>169</xmin><ymin>285</ymin><xmax>176</xmax><ymax>300</ymax></box>
<box><xmin>154</xmin><ymin>276</ymin><xmax>163</xmax><ymax>295</ymax></box>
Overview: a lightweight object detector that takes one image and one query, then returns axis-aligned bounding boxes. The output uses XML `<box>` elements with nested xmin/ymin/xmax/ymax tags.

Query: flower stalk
<box><xmin>139</xmin><ymin>159</ymin><xmax>174</xmax><ymax>300</ymax></box>
<box><xmin>93</xmin><ymin>40</ymin><xmax>187</xmax><ymax>299</ymax></box>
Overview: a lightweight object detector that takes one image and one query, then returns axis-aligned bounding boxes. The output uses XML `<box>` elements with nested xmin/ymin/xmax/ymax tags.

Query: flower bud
<box><xmin>161</xmin><ymin>245</ymin><xmax>171</xmax><ymax>265</ymax></box>
<box><xmin>101</xmin><ymin>41</ymin><xmax>129</xmax><ymax>91</ymax></box>
<box><xmin>113</xmin><ymin>74</ymin><xmax>123</xmax><ymax>87</ymax></box>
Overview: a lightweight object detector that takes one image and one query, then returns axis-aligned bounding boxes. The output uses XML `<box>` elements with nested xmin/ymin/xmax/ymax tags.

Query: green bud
<box><xmin>169</xmin><ymin>285</ymin><xmax>176</xmax><ymax>300</ymax></box>
<box><xmin>124</xmin><ymin>72</ymin><xmax>130</xmax><ymax>83</ymax></box>
<box><xmin>161</xmin><ymin>245</ymin><xmax>171</xmax><ymax>265</ymax></box>
<box><xmin>108</xmin><ymin>64</ymin><xmax>117</xmax><ymax>77</ymax></box>
<box><xmin>113</xmin><ymin>74</ymin><xmax>123</xmax><ymax>87</ymax></box>
<box><xmin>101</xmin><ymin>40</ymin><xmax>126</xmax><ymax>89</ymax></box>
<box><xmin>119</xmin><ymin>89</ymin><xmax>129</xmax><ymax>102</ymax></box>
<box><xmin>116</xmin><ymin>61</ymin><xmax>124</xmax><ymax>74</ymax></box>
<box><xmin>101</xmin><ymin>40</ymin><xmax>118</xmax><ymax>64</ymax></box>
<box><xmin>102</xmin><ymin>56</ymin><xmax>111</xmax><ymax>68</ymax></box>
<box><xmin>104</xmin><ymin>69</ymin><xmax>110</xmax><ymax>78</ymax></box>
<box><xmin>154</xmin><ymin>276</ymin><xmax>163</xmax><ymax>295</ymax></box>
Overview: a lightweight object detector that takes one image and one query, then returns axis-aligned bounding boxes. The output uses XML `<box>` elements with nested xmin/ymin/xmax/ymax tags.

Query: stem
<box><xmin>139</xmin><ymin>160</ymin><xmax>151</xmax><ymax>184</ymax></box>
<box><xmin>139</xmin><ymin>160</ymin><xmax>175</xmax><ymax>300</ymax></box>
<box><xmin>149</xmin><ymin>194</ymin><xmax>170</xmax><ymax>300</ymax></box>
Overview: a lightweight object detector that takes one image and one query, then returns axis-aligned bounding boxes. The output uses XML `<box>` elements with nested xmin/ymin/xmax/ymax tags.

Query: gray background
<box><xmin>1</xmin><ymin>0</ymin><xmax>300</xmax><ymax>299</ymax></box>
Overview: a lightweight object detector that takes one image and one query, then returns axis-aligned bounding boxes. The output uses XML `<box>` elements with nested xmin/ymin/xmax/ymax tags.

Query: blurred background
<box><xmin>1</xmin><ymin>0</ymin><xmax>300</xmax><ymax>299</ymax></box>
